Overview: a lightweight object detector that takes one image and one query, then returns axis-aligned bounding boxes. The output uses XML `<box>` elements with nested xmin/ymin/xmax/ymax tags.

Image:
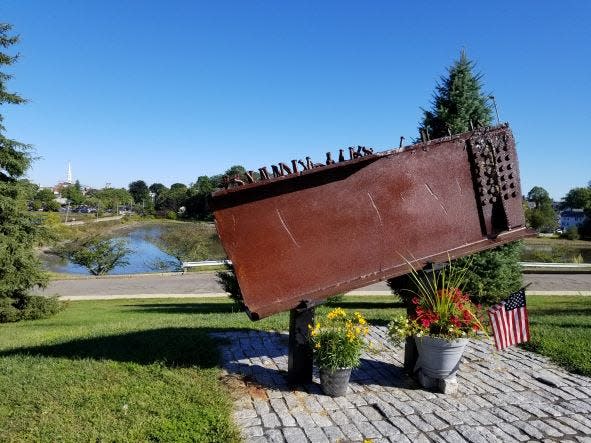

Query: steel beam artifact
<box><xmin>211</xmin><ymin>124</ymin><xmax>534</xmax><ymax>319</ymax></box>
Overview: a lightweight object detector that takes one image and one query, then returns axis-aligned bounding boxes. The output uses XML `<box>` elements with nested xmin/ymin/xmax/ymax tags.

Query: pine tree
<box><xmin>420</xmin><ymin>50</ymin><xmax>492</xmax><ymax>138</ymax></box>
<box><xmin>420</xmin><ymin>51</ymin><xmax>522</xmax><ymax>305</ymax></box>
<box><xmin>0</xmin><ymin>23</ymin><xmax>50</xmax><ymax>321</ymax></box>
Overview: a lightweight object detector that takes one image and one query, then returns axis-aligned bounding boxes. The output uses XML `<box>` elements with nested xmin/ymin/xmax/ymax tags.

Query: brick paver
<box><xmin>211</xmin><ymin>327</ymin><xmax>591</xmax><ymax>442</ymax></box>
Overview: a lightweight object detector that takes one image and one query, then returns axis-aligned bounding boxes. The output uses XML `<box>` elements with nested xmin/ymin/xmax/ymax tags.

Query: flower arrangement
<box><xmin>309</xmin><ymin>307</ymin><xmax>370</xmax><ymax>370</ymax></box>
<box><xmin>388</xmin><ymin>260</ymin><xmax>485</xmax><ymax>345</ymax></box>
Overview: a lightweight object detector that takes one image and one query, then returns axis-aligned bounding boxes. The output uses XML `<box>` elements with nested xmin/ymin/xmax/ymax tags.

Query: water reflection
<box><xmin>43</xmin><ymin>226</ymin><xmax>181</xmax><ymax>275</ymax></box>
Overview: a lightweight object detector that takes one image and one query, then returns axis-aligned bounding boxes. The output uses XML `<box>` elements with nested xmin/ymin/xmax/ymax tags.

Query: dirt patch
<box><xmin>220</xmin><ymin>373</ymin><xmax>269</xmax><ymax>401</ymax></box>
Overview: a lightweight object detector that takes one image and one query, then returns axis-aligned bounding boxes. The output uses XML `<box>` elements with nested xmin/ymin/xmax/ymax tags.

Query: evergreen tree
<box><xmin>419</xmin><ymin>50</ymin><xmax>492</xmax><ymax>139</ymax></box>
<box><xmin>420</xmin><ymin>51</ymin><xmax>522</xmax><ymax>304</ymax></box>
<box><xmin>0</xmin><ymin>24</ymin><xmax>50</xmax><ymax>319</ymax></box>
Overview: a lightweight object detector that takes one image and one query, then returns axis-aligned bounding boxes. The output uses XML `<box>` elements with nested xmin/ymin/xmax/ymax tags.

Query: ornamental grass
<box><xmin>388</xmin><ymin>259</ymin><xmax>486</xmax><ymax>345</ymax></box>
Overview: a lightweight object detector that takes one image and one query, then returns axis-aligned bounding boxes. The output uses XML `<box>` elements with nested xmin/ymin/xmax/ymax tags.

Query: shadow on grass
<box><xmin>529</xmin><ymin>308</ymin><xmax>591</xmax><ymax>317</ymax></box>
<box><xmin>124</xmin><ymin>302</ymin><xmax>240</xmax><ymax>315</ymax></box>
<box><xmin>530</xmin><ymin>320</ymin><xmax>591</xmax><ymax>329</ymax></box>
<box><xmin>0</xmin><ymin>327</ymin><xmax>223</xmax><ymax>368</ymax></box>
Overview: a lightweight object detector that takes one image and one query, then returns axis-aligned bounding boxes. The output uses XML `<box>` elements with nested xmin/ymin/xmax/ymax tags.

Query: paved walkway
<box><xmin>36</xmin><ymin>272</ymin><xmax>591</xmax><ymax>300</ymax></box>
<box><xmin>211</xmin><ymin>326</ymin><xmax>591</xmax><ymax>442</ymax></box>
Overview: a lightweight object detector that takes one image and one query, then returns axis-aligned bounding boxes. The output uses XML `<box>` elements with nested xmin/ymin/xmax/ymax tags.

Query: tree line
<box><xmin>525</xmin><ymin>183</ymin><xmax>591</xmax><ymax>238</ymax></box>
<box><xmin>26</xmin><ymin>167</ymin><xmax>247</xmax><ymax>220</ymax></box>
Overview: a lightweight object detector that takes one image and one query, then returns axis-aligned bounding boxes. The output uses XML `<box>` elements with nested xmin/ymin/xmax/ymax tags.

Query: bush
<box><xmin>326</xmin><ymin>294</ymin><xmax>345</xmax><ymax>305</ymax></box>
<box><xmin>0</xmin><ymin>295</ymin><xmax>64</xmax><ymax>323</ymax></box>
<box><xmin>561</xmin><ymin>226</ymin><xmax>580</xmax><ymax>240</ymax></box>
<box><xmin>388</xmin><ymin>242</ymin><xmax>523</xmax><ymax>307</ymax></box>
<box><xmin>215</xmin><ymin>265</ymin><xmax>244</xmax><ymax>310</ymax></box>
<box><xmin>455</xmin><ymin>242</ymin><xmax>523</xmax><ymax>305</ymax></box>
<box><xmin>165</xmin><ymin>211</ymin><xmax>177</xmax><ymax>220</ymax></box>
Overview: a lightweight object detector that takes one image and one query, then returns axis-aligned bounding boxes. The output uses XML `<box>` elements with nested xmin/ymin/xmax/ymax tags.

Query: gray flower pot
<box><xmin>319</xmin><ymin>367</ymin><xmax>352</xmax><ymax>397</ymax></box>
<box><xmin>414</xmin><ymin>336</ymin><xmax>468</xmax><ymax>379</ymax></box>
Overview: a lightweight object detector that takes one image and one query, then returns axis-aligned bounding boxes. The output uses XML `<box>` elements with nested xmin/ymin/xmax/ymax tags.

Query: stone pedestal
<box><xmin>416</xmin><ymin>369</ymin><xmax>459</xmax><ymax>395</ymax></box>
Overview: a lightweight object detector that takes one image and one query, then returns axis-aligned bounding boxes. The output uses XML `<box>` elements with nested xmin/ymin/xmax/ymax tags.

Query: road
<box><xmin>34</xmin><ymin>271</ymin><xmax>591</xmax><ymax>300</ymax></box>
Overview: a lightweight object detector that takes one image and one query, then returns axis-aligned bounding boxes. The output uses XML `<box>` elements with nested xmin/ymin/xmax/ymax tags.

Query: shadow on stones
<box><xmin>218</xmin><ymin>329</ymin><xmax>416</xmax><ymax>393</ymax></box>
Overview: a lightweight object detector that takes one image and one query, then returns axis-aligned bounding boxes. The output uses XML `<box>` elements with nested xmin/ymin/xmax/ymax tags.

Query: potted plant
<box><xmin>388</xmin><ymin>261</ymin><xmax>485</xmax><ymax>381</ymax></box>
<box><xmin>309</xmin><ymin>307</ymin><xmax>369</xmax><ymax>396</ymax></box>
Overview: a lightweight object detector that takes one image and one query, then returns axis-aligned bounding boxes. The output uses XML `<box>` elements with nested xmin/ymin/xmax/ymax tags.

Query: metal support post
<box><xmin>287</xmin><ymin>301</ymin><xmax>315</xmax><ymax>385</ymax></box>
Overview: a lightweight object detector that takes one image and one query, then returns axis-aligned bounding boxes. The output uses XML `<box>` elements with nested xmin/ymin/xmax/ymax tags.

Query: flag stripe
<box><xmin>488</xmin><ymin>308</ymin><xmax>502</xmax><ymax>350</ymax></box>
<box><xmin>487</xmin><ymin>288</ymin><xmax>530</xmax><ymax>351</ymax></box>
<box><xmin>512</xmin><ymin>308</ymin><xmax>521</xmax><ymax>343</ymax></box>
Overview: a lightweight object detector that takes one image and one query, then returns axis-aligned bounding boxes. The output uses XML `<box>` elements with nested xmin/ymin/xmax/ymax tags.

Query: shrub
<box><xmin>165</xmin><ymin>211</ymin><xmax>177</xmax><ymax>220</ymax></box>
<box><xmin>454</xmin><ymin>242</ymin><xmax>523</xmax><ymax>306</ymax></box>
<box><xmin>388</xmin><ymin>243</ymin><xmax>523</xmax><ymax>307</ymax></box>
<box><xmin>326</xmin><ymin>294</ymin><xmax>345</xmax><ymax>305</ymax></box>
<box><xmin>0</xmin><ymin>295</ymin><xmax>64</xmax><ymax>323</ymax></box>
<box><xmin>561</xmin><ymin>226</ymin><xmax>580</xmax><ymax>240</ymax></box>
<box><xmin>215</xmin><ymin>265</ymin><xmax>244</xmax><ymax>310</ymax></box>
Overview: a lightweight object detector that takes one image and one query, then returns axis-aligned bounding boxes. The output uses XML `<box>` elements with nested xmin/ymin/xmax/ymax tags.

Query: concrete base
<box><xmin>416</xmin><ymin>369</ymin><xmax>458</xmax><ymax>394</ymax></box>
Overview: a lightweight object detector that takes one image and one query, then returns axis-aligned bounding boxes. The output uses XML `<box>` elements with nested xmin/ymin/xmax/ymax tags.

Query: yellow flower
<box><xmin>315</xmin><ymin>343</ymin><xmax>321</xmax><ymax>349</ymax></box>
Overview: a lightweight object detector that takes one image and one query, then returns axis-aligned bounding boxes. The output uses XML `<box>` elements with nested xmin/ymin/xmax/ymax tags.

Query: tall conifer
<box><xmin>419</xmin><ymin>51</ymin><xmax>522</xmax><ymax>304</ymax></box>
<box><xmin>0</xmin><ymin>23</ymin><xmax>48</xmax><ymax>318</ymax></box>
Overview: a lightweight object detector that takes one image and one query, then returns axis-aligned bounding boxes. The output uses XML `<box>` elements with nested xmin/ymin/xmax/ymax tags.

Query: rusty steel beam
<box><xmin>211</xmin><ymin>125</ymin><xmax>534</xmax><ymax>319</ymax></box>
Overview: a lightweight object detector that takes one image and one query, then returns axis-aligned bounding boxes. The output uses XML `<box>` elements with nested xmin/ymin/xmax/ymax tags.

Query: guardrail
<box><xmin>181</xmin><ymin>260</ymin><xmax>232</xmax><ymax>270</ymax></box>
<box><xmin>520</xmin><ymin>262</ymin><xmax>591</xmax><ymax>273</ymax></box>
<box><xmin>180</xmin><ymin>260</ymin><xmax>589</xmax><ymax>273</ymax></box>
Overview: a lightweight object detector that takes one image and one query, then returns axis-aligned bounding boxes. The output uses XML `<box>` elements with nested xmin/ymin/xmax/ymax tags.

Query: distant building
<box><xmin>560</xmin><ymin>208</ymin><xmax>587</xmax><ymax>230</ymax></box>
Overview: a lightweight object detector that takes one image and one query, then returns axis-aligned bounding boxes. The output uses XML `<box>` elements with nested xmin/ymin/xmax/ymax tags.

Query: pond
<box><xmin>42</xmin><ymin>226</ymin><xmax>182</xmax><ymax>275</ymax></box>
<box><xmin>520</xmin><ymin>243</ymin><xmax>591</xmax><ymax>263</ymax></box>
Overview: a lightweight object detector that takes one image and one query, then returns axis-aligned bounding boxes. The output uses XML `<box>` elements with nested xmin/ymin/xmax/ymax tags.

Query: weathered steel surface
<box><xmin>211</xmin><ymin>125</ymin><xmax>533</xmax><ymax>319</ymax></box>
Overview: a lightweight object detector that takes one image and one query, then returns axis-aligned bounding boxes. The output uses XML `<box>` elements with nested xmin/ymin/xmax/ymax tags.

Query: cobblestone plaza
<box><xmin>211</xmin><ymin>326</ymin><xmax>591</xmax><ymax>442</ymax></box>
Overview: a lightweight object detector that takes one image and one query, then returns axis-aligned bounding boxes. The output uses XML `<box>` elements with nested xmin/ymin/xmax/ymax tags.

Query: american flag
<box><xmin>487</xmin><ymin>288</ymin><xmax>530</xmax><ymax>351</ymax></box>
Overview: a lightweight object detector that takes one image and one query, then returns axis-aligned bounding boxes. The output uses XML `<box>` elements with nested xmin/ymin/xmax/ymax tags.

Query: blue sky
<box><xmin>2</xmin><ymin>1</ymin><xmax>590</xmax><ymax>200</ymax></box>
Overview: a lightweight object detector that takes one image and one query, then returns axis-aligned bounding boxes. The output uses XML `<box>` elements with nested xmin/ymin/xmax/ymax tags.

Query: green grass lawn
<box><xmin>0</xmin><ymin>295</ymin><xmax>589</xmax><ymax>441</ymax></box>
<box><xmin>523</xmin><ymin>295</ymin><xmax>591</xmax><ymax>377</ymax></box>
<box><xmin>0</xmin><ymin>296</ymin><xmax>402</xmax><ymax>442</ymax></box>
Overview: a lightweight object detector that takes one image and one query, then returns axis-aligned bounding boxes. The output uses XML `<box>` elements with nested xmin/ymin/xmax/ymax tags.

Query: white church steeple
<box><xmin>66</xmin><ymin>161</ymin><xmax>72</xmax><ymax>184</ymax></box>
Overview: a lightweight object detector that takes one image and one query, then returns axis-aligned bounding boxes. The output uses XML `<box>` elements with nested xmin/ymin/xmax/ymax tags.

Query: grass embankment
<box><xmin>0</xmin><ymin>295</ymin><xmax>588</xmax><ymax>440</ymax></box>
<box><xmin>521</xmin><ymin>236</ymin><xmax>591</xmax><ymax>263</ymax></box>
<box><xmin>523</xmin><ymin>237</ymin><xmax>591</xmax><ymax>248</ymax></box>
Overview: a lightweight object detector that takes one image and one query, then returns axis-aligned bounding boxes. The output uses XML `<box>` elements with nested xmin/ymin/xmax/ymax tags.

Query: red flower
<box><xmin>412</xmin><ymin>297</ymin><xmax>420</xmax><ymax>305</ymax></box>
